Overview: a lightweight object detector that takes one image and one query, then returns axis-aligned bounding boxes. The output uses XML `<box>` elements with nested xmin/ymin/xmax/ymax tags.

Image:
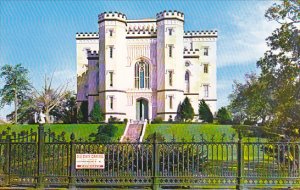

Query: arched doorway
<box><xmin>136</xmin><ymin>98</ymin><xmax>149</xmax><ymax>121</ymax></box>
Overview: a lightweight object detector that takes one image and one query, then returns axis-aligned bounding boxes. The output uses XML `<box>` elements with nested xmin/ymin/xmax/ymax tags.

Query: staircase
<box><xmin>120</xmin><ymin>120</ymin><xmax>147</xmax><ymax>142</ymax></box>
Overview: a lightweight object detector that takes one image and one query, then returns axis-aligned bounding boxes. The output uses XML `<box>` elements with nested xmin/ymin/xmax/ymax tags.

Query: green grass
<box><xmin>144</xmin><ymin>124</ymin><xmax>238</xmax><ymax>142</ymax></box>
<box><xmin>0</xmin><ymin>123</ymin><xmax>126</xmax><ymax>141</ymax></box>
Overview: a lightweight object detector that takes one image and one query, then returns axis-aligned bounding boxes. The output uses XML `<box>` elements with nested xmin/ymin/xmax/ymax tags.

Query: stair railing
<box><xmin>139</xmin><ymin>119</ymin><xmax>147</xmax><ymax>142</ymax></box>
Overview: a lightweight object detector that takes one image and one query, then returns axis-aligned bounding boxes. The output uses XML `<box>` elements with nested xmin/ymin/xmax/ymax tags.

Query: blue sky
<box><xmin>0</xmin><ymin>0</ymin><xmax>278</xmax><ymax>119</ymax></box>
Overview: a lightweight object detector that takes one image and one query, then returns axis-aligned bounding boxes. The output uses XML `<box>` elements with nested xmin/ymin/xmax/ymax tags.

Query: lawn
<box><xmin>0</xmin><ymin>123</ymin><xmax>126</xmax><ymax>142</ymax></box>
<box><xmin>144</xmin><ymin>123</ymin><xmax>238</xmax><ymax>142</ymax></box>
<box><xmin>0</xmin><ymin>123</ymin><xmax>271</xmax><ymax>161</ymax></box>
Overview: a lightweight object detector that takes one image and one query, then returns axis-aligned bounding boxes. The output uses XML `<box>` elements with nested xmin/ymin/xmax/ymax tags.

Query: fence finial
<box><xmin>70</xmin><ymin>133</ymin><xmax>75</xmax><ymax>141</ymax></box>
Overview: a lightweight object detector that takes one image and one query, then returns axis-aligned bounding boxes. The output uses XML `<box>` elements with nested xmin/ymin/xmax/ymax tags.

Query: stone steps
<box><xmin>123</xmin><ymin>123</ymin><xmax>143</xmax><ymax>142</ymax></box>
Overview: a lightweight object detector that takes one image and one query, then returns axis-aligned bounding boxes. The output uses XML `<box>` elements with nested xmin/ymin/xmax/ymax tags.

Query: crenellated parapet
<box><xmin>156</xmin><ymin>10</ymin><xmax>184</xmax><ymax>22</ymax></box>
<box><xmin>98</xmin><ymin>11</ymin><xmax>127</xmax><ymax>23</ymax></box>
<box><xmin>184</xmin><ymin>30</ymin><xmax>218</xmax><ymax>38</ymax></box>
<box><xmin>127</xmin><ymin>30</ymin><xmax>157</xmax><ymax>35</ymax></box>
<box><xmin>183</xmin><ymin>48</ymin><xmax>200</xmax><ymax>58</ymax></box>
<box><xmin>87</xmin><ymin>50</ymin><xmax>99</xmax><ymax>60</ymax></box>
<box><xmin>76</xmin><ymin>32</ymin><xmax>99</xmax><ymax>39</ymax></box>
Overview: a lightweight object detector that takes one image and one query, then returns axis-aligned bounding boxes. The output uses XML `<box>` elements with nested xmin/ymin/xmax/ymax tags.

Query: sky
<box><xmin>0</xmin><ymin>0</ymin><xmax>279</xmax><ymax>120</ymax></box>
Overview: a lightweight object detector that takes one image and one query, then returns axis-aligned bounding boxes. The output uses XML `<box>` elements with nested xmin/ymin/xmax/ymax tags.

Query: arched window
<box><xmin>135</xmin><ymin>61</ymin><xmax>150</xmax><ymax>89</ymax></box>
<box><xmin>185</xmin><ymin>71</ymin><xmax>190</xmax><ymax>93</ymax></box>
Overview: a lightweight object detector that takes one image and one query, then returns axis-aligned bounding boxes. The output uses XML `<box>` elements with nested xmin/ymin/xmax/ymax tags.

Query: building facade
<box><xmin>76</xmin><ymin>10</ymin><xmax>217</xmax><ymax>121</ymax></box>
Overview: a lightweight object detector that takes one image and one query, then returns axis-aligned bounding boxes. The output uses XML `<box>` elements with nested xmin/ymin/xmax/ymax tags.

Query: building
<box><xmin>76</xmin><ymin>10</ymin><xmax>217</xmax><ymax>122</ymax></box>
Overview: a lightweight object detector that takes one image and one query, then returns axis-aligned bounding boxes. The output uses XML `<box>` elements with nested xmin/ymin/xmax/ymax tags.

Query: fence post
<box><xmin>69</xmin><ymin>133</ymin><xmax>76</xmax><ymax>189</ymax></box>
<box><xmin>5</xmin><ymin>130</ymin><xmax>11</xmax><ymax>186</ymax></box>
<box><xmin>236</xmin><ymin>131</ymin><xmax>243</xmax><ymax>190</ymax></box>
<box><xmin>37</xmin><ymin>124</ymin><xmax>45</xmax><ymax>188</ymax></box>
<box><xmin>152</xmin><ymin>132</ymin><xmax>160</xmax><ymax>190</ymax></box>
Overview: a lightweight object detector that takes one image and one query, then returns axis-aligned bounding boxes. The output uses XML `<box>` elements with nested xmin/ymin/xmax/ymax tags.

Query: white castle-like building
<box><xmin>76</xmin><ymin>10</ymin><xmax>217</xmax><ymax>122</ymax></box>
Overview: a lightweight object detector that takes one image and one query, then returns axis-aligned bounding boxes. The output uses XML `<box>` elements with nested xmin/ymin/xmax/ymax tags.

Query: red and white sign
<box><xmin>76</xmin><ymin>154</ymin><xmax>105</xmax><ymax>169</ymax></box>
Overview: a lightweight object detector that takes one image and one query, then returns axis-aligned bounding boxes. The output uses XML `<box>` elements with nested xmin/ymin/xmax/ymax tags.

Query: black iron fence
<box><xmin>0</xmin><ymin>125</ymin><xmax>299</xmax><ymax>189</ymax></box>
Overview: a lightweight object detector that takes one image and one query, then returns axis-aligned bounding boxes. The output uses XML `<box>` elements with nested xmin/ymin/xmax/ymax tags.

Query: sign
<box><xmin>76</xmin><ymin>154</ymin><xmax>105</xmax><ymax>169</ymax></box>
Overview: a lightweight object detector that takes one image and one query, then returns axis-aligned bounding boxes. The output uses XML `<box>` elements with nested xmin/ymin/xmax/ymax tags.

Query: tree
<box><xmin>0</xmin><ymin>64</ymin><xmax>31</xmax><ymax>124</ymax></box>
<box><xmin>6</xmin><ymin>95</ymin><xmax>37</xmax><ymax>124</ymax></box>
<box><xmin>177</xmin><ymin>97</ymin><xmax>194</xmax><ymax>122</ymax></box>
<box><xmin>258</xmin><ymin>0</ymin><xmax>300</xmax><ymax>140</ymax></box>
<box><xmin>175</xmin><ymin>101</ymin><xmax>183</xmax><ymax>121</ymax></box>
<box><xmin>216</xmin><ymin>107</ymin><xmax>232</xmax><ymax>124</ymax></box>
<box><xmin>50</xmin><ymin>93</ymin><xmax>77</xmax><ymax>123</ymax></box>
<box><xmin>90</xmin><ymin>101</ymin><xmax>104</xmax><ymax>123</ymax></box>
<box><xmin>229</xmin><ymin>0</ymin><xmax>300</xmax><ymax>140</ymax></box>
<box><xmin>77</xmin><ymin>101</ymin><xmax>88</xmax><ymax>123</ymax></box>
<box><xmin>228</xmin><ymin>73</ymin><xmax>270</xmax><ymax>124</ymax></box>
<box><xmin>198</xmin><ymin>99</ymin><xmax>213</xmax><ymax>123</ymax></box>
<box><xmin>33</xmin><ymin>74</ymin><xmax>69</xmax><ymax>123</ymax></box>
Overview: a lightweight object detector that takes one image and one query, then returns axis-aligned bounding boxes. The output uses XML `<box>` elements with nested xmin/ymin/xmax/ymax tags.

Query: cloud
<box><xmin>218</xmin><ymin>2</ymin><xmax>279</xmax><ymax>68</ymax></box>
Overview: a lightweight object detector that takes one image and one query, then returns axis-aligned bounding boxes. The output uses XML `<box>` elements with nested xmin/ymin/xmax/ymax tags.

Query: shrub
<box><xmin>216</xmin><ymin>107</ymin><xmax>232</xmax><ymax>124</ymax></box>
<box><xmin>108</xmin><ymin>116</ymin><xmax>121</xmax><ymax>123</ymax></box>
<box><xmin>123</xmin><ymin>118</ymin><xmax>128</xmax><ymax>124</ymax></box>
<box><xmin>146</xmin><ymin>132</ymin><xmax>165</xmax><ymax>142</ymax></box>
<box><xmin>90</xmin><ymin>102</ymin><xmax>104</xmax><ymax>123</ymax></box>
<box><xmin>77</xmin><ymin>101</ymin><xmax>88</xmax><ymax>123</ymax></box>
<box><xmin>198</xmin><ymin>99</ymin><xmax>213</xmax><ymax>123</ymax></box>
<box><xmin>89</xmin><ymin>123</ymin><xmax>118</xmax><ymax>142</ymax></box>
<box><xmin>244</xmin><ymin>119</ymin><xmax>256</xmax><ymax>125</ymax></box>
<box><xmin>168</xmin><ymin>115</ymin><xmax>173</xmax><ymax>123</ymax></box>
<box><xmin>176</xmin><ymin>97</ymin><xmax>195</xmax><ymax>122</ymax></box>
<box><xmin>152</xmin><ymin>117</ymin><xmax>163</xmax><ymax>124</ymax></box>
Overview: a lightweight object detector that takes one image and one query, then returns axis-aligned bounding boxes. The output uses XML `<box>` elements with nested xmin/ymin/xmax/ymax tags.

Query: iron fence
<box><xmin>0</xmin><ymin>125</ymin><xmax>299</xmax><ymax>189</ymax></box>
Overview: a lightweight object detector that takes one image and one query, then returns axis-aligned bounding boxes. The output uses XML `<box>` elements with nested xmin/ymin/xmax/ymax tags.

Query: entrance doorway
<box><xmin>136</xmin><ymin>98</ymin><xmax>148</xmax><ymax>121</ymax></box>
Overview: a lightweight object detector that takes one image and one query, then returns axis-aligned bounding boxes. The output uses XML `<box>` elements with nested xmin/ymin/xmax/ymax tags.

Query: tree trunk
<box><xmin>45</xmin><ymin>109</ymin><xmax>51</xmax><ymax>124</ymax></box>
<box><xmin>14</xmin><ymin>89</ymin><xmax>18</xmax><ymax>124</ymax></box>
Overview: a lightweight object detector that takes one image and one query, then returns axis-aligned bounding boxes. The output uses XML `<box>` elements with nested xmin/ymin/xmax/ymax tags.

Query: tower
<box><xmin>156</xmin><ymin>10</ymin><xmax>185</xmax><ymax>120</ymax></box>
<box><xmin>98</xmin><ymin>12</ymin><xmax>128</xmax><ymax>121</ymax></box>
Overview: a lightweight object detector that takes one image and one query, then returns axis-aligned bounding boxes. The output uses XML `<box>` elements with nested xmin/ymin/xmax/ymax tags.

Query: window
<box><xmin>204</xmin><ymin>85</ymin><xmax>209</xmax><ymax>97</ymax></box>
<box><xmin>110</xmin><ymin>96</ymin><xmax>114</xmax><ymax>109</ymax></box>
<box><xmin>109</xmin><ymin>29</ymin><xmax>113</xmax><ymax>37</ymax></box>
<box><xmin>168</xmin><ymin>45</ymin><xmax>173</xmax><ymax>57</ymax></box>
<box><xmin>168</xmin><ymin>28</ymin><xmax>173</xmax><ymax>36</ymax></box>
<box><xmin>185</xmin><ymin>71</ymin><xmax>190</xmax><ymax>93</ymax></box>
<box><xmin>169</xmin><ymin>96</ymin><xmax>173</xmax><ymax>109</ymax></box>
<box><xmin>109</xmin><ymin>72</ymin><xmax>113</xmax><ymax>87</ymax></box>
<box><xmin>185</xmin><ymin>61</ymin><xmax>190</xmax><ymax>67</ymax></box>
<box><xmin>109</xmin><ymin>46</ymin><xmax>113</xmax><ymax>58</ymax></box>
<box><xmin>134</xmin><ymin>61</ymin><xmax>150</xmax><ymax>89</ymax></box>
<box><xmin>204</xmin><ymin>64</ymin><xmax>208</xmax><ymax>73</ymax></box>
<box><xmin>204</xmin><ymin>47</ymin><xmax>209</xmax><ymax>56</ymax></box>
<box><xmin>168</xmin><ymin>71</ymin><xmax>173</xmax><ymax>86</ymax></box>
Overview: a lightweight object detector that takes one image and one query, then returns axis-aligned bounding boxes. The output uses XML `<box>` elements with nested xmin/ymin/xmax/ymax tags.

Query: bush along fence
<box><xmin>0</xmin><ymin>125</ymin><xmax>300</xmax><ymax>189</ymax></box>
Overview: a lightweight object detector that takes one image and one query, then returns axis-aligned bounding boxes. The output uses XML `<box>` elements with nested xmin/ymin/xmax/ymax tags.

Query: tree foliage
<box><xmin>229</xmin><ymin>73</ymin><xmax>270</xmax><ymax>124</ymax></box>
<box><xmin>77</xmin><ymin>101</ymin><xmax>88</xmax><ymax>123</ymax></box>
<box><xmin>0</xmin><ymin>64</ymin><xmax>31</xmax><ymax>124</ymax></box>
<box><xmin>90</xmin><ymin>101</ymin><xmax>104</xmax><ymax>123</ymax></box>
<box><xmin>176</xmin><ymin>97</ymin><xmax>194</xmax><ymax>122</ymax></box>
<box><xmin>89</xmin><ymin>124</ymin><xmax>118</xmax><ymax>142</ymax></box>
<box><xmin>216</xmin><ymin>107</ymin><xmax>232</xmax><ymax>124</ymax></box>
<box><xmin>6</xmin><ymin>95</ymin><xmax>37</xmax><ymax>124</ymax></box>
<box><xmin>50</xmin><ymin>93</ymin><xmax>77</xmax><ymax>123</ymax></box>
<box><xmin>198</xmin><ymin>99</ymin><xmax>213</xmax><ymax>123</ymax></box>
<box><xmin>229</xmin><ymin>0</ymin><xmax>300</xmax><ymax>140</ymax></box>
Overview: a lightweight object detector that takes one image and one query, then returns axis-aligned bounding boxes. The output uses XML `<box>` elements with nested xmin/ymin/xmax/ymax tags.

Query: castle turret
<box><xmin>156</xmin><ymin>10</ymin><xmax>185</xmax><ymax>120</ymax></box>
<box><xmin>98</xmin><ymin>11</ymin><xmax>128</xmax><ymax>121</ymax></box>
<box><xmin>87</xmin><ymin>50</ymin><xmax>99</xmax><ymax>114</ymax></box>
